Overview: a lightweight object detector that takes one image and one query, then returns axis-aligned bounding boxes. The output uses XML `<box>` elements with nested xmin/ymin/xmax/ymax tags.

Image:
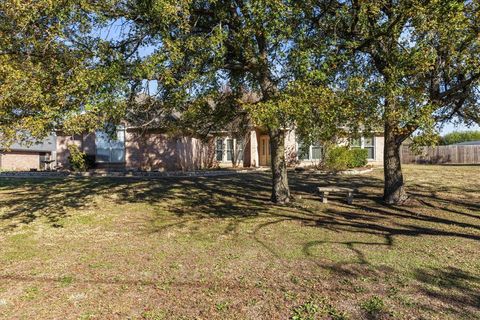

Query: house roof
<box><xmin>5</xmin><ymin>135</ymin><xmax>57</xmax><ymax>152</ymax></box>
<box><xmin>453</xmin><ymin>140</ymin><xmax>480</xmax><ymax>146</ymax></box>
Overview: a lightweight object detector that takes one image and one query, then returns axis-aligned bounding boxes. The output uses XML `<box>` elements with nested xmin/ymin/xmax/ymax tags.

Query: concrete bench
<box><xmin>318</xmin><ymin>187</ymin><xmax>356</xmax><ymax>204</ymax></box>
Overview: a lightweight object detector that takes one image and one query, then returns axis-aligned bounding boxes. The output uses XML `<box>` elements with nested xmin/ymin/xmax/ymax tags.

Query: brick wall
<box><xmin>126</xmin><ymin>131</ymin><xmax>178</xmax><ymax>171</ymax></box>
<box><xmin>0</xmin><ymin>152</ymin><xmax>40</xmax><ymax>171</ymax></box>
<box><xmin>126</xmin><ymin>131</ymin><xmax>215</xmax><ymax>171</ymax></box>
<box><xmin>56</xmin><ymin>135</ymin><xmax>79</xmax><ymax>169</ymax></box>
<box><xmin>56</xmin><ymin>134</ymin><xmax>97</xmax><ymax>169</ymax></box>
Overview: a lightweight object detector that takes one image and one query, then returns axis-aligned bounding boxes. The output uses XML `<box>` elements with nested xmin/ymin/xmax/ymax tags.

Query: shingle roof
<box><xmin>453</xmin><ymin>140</ymin><xmax>480</xmax><ymax>146</ymax></box>
<box><xmin>5</xmin><ymin>135</ymin><xmax>57</xmax><ymax>152</ymax></box>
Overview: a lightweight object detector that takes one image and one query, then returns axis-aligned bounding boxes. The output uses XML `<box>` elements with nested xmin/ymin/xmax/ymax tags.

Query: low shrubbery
<box><xmin>323</xmin><ymin>146</ymin><xmax>368</xmax><ymax>171</ymax></box>
<box><xmin>350</xmin><ymin>148</ymin><xmax>369</xmax><ymax>168</ymax></box>
<box><xmin>67</xmin><ymin>144</ymin><xmax>95</xmax><ymax>172</ymax></box>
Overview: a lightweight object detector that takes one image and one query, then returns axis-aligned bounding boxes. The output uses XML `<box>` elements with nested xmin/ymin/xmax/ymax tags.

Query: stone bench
<box><xmin>318</xmin><ymin>187</ymin><xmax>357</xmax><ymax>204</ymax></box>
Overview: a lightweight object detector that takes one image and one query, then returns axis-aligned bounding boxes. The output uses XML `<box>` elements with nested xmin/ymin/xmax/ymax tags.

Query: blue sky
<box><xmin>440</xmin><ymin>122</ymin><xmax>480</xmax><ymax>135</ymax></box>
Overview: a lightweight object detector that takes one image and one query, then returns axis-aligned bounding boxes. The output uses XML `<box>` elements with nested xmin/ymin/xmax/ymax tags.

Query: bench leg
<box><xmin>346</xmin><ymin>192</ymin><xmax>353</xmax><ymax>204</ymax></box>
<box><xmin>321</xmin><ymin>192</ymin><xmax>329</xmax><ymax>204</ymax></box>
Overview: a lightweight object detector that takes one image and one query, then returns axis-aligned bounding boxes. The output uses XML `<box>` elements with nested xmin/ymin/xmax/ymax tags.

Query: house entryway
<box><xmin>259</xmin><ymin>135</ymin><xmax>271</xmax><ymax>166</ymax></box>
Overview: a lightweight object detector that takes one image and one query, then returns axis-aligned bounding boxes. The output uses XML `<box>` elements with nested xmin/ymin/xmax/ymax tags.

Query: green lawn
<box><xmin>0</xmin><ymin>165</ymin><xmax>479</xmax><ymax>319</ymax></box>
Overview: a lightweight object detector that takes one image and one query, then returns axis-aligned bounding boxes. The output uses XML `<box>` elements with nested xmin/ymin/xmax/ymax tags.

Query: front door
<box><xmin>259</xmin><ymin>135</ymin><xmax>271</xmax><ymax>166</ymax></box>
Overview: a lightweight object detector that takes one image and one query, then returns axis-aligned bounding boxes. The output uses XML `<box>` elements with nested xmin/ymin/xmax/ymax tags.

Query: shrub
<box><xmin>67</xmin><ymin>144</ymin><xmax>89</xmax><ymax>172</ymax></box>
<box><xmin>324</xmin><ymin>146</ymin><xmax>368</xmax><ymax>171</ymax></box>
<box><xmin>324</xmin><ymin>146</ymin><xmax>353</xmax><ymax>171</ymax></box>
<box><xmin>350</xmin><ymin>148</ymin><xmax>368</xmax><ymax>168</ymax></box>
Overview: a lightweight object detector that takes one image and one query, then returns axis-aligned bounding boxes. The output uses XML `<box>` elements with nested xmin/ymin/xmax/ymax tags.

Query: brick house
<box><xmin>0</xmin><ymin>135</ymin><xmax>57</xmax><ymax>171</ymax></box>
<box><xmin>214</xmin><ymin>128</ymin><xmax>384</xmax><ymax>168</ymax></box>
<box><xmin>56</xmin><ymin>127</ymin><xmax>217</xmax><ymax>171</ymax></box>
<box><xmin>56</xmin><ymin>125</ymin><xmax>384</xmax><ymax>171</ymax></box>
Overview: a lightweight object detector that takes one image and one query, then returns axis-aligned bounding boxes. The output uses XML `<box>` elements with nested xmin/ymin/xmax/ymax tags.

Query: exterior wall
<box><xmin>284</xmin><ymin>129</ymin><xmax>297</xmax><ymax>166</ymax></box>
<box><xmin>56</xmin><ymin>135</ymin><xmax>85</xmax><ymax>169</ymax></box>
<box><xmin>57</xmin><ymin>131</ymin><xmax>215</xmax><ymax>171</ymax></box>
<box><xmin>176</xmin><ymin>136</ymin><xmax>215</xmax><ymax>171</ymax></box>
<box><xmin>126</xmin><ymin>131</ymin><xmax>215</xmax><ymax>171</ymax></box>
<box><xmin>126</xmin><ymin>131</ymin><xmax>177</xmax><ymax>171</ymax></box>
<box><xmin>55</xmin><ymin>129</ymin><xmax>385</xmax><ymax>171</ymax></box>
<box><xmin>291</xmin><ymin>133</ymin><xmax>385</xmax><ymax>167</ymax></box>
<box><xmin>0</xmin><ymin>151</ymin><xmax>40</xmax><ymax>171</ymax></box>
<box><xmin>243</xmin><ymin>136</ymin><xmax>252</xmax><ymax>167</ymax></box>
<box><xmin>83</xmin><ymin>133</ymin><xmax>97</xmax><ymax>156</ymax></box>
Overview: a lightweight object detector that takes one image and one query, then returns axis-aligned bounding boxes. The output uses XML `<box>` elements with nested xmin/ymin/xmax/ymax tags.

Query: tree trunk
<box><xmin>269</xmin><ymin>129</ymin><xmax>291</xmax><ymax>204</ymax></box>
<box><xmin>383</xmin><ymin>123</ymin><xmax>408</xmax><ymax>204</ymax></box>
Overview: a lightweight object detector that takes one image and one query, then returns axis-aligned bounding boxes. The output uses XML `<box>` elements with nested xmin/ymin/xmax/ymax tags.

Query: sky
<box><xmin>440</xmin><ymin>122</ymin><xmax>480</xmax><ymax>135</ymax></box>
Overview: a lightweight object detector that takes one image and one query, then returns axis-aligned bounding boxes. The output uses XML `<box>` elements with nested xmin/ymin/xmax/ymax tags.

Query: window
<box><xmin>351</xmin><ymin>136</ymin><xmax>375</xmax><ymax>160</ymax></box>
<box><xmin>96</xmin><ymin>126</ymin><xmax>126</xmax><ymax>163</ymax></box>
<box><xmin>215</xmin><ymin>137</ymin><xmax>244</xmax><ymax>163</ymax></box>
<box><xmin>364</xmin><ymin>136</ymin><xmax>375</xmax><ymax>159</ymax></box>
<box><xmin>297</xmin><ymin>141</ymin><xmax>324</xmax><ymax>161</ymax></box>
<box><xmin>297</xmin><ymin>142</ymin><xmax>310</xmax><ymax>160</ymax></box>
<box><xmin>311</xmin><ymin>145</ymin><xmax>323</xmax><ymax>160</ymax></box>
<box><xmin>216</xmin><ymin>139</ymin><xmax>224</xmax><ymax>161</ymax></box>
<box><xmin>351</xmin><ymin>138</ymin><xmax>362</xmax><ymax>148</ymax></box>
<box><xmin>236</xmin><ymin>139</ymin><xmax>244</xmax><ymax>161</ymax></box>
<box><xmin>226</xmin><ymin>139</ymin><xmax>234</xmax><ymax>161</ymax></box>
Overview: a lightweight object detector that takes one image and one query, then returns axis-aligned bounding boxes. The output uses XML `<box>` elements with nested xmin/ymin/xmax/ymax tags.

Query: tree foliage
<box><xmin>2</xmin><ymin>0</ymin><xmax>480</xmax><ymax>206</ymax></box>
<box><xmin>302</xmin><ymin>0</ymin><xmax>480</xmax><ymax>203</ymax></box>
<box><xmin>440</xmin><ymin>130</ymin><xmax>480</xmax><ymax>145</ymax></box>
<box><xmin>0</xmin><ymin>0</ymin><xmax>126</xmax><ymax>146</ymax></box>
<box><xmin>101</xmin><ymin>0</ymin><xmax>352</xmax><ymax>203</ymax></box>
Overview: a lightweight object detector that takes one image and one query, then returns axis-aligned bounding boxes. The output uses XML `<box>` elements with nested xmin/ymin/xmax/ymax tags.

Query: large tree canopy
<box><xmin>101</xmin><ymin>0</ymin><xmax>353</xmax><ymax>203</ymax></box>
<box><xmin>0</xmin><ymin>0</ymin><xmax>126</xmax><ymax>145</ymax></box>
<box><xmin>1</xmin><ymin>0</ymin><xmax>479</xmax><ymax>206</ymax></box>
<box><xmin>302</xmin><ymin>0</ymin><xmax>480</xmax><ymax>204</ymax></box>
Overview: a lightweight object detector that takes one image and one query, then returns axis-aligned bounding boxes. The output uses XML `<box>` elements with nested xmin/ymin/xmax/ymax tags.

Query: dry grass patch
<box><xmin>0</xmin><ymin>165</ymin><xmax>478</xmax><ymax>319</ymax></box>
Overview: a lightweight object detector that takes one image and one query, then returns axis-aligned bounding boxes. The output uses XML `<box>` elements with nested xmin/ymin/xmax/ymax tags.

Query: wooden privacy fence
<box><xmin>401</xmin><ymin>145</ymin><xmax>480</xmax><ymax>164</ymax></box>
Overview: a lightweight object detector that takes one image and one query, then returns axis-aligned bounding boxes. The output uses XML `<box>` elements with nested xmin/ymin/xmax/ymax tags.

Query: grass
<box><xmin>0</xmin><ymin>165</ymin><xmax>478</xmax><ymax>319</ymax></box>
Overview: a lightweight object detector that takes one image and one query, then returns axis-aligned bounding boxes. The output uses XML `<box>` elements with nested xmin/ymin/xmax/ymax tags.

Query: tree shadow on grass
<box><xmin>1</xmin><ymin>171</ymin><xmax>478</xmax><ymax>242</ymax></box>
<box><xmin>0</xmin><ymin>173</ymin><xmax>274</xmax><ymax>231</ymax></box>
<box><xmin>0</xmin><ymin>178</ymin><xmax>123</xmax><ymax>230</ymax></box>
<box><xmin>0</xmin><ymin>170</ymin><xmax>479</xmax><ymax>317</ymax></box>
<box><xmin>413</xmin><ymin>267</ymin><xmax>480</xmax><ymax>318</ymax></box>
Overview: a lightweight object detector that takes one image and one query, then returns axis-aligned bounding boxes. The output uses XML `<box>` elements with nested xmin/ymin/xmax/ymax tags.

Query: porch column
<box><xmin>250</xmin><ymin>130</ymin><xmax>259</xmax><ymax>167</ymax></box>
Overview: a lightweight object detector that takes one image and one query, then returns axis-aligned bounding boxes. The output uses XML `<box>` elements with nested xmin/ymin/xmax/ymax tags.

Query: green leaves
<box><xmin>0</xmin><ymin>0</ymin><xmax>127</xmax><ymax>145</ymax></box>
<box><xmin>3</xmin><ymin>0</ymin><xmax>477</xmax><ymax>152</ymax></box>
<box><xmin>327</xmin><ymin>1</ymin><xmax>479</xmax><ymax>139</ymax></box>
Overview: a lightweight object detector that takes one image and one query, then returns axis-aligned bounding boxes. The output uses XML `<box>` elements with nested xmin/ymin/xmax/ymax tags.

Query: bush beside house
<box><xmin>67</xmin><ymin>144</ymin><xmax>95</xmax><ymax>172</ymax></box>
<box><xmin>324</xmin><ymin>147</ymin><xmax>368</xmax><ymax>171</ymax></box>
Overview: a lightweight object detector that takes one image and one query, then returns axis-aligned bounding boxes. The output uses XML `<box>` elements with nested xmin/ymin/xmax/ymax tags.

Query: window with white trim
<box><xmin>311</xmin><ymin>144</ymin><xmax>323</xmax><ymax>160</ymax></box>
<box><xmin>297</xmin><ymin>141</ymin><xmax>324</xmax><ymax>161</ymax></box>
<box><xmin>226</xmin><ymin>139</ymin><xmax>234</xmax><ymax>161</ymax></box>
<box><xmin>216</xmin><ymin>138</ymin><xmax>224</xmax><ymax>161</ymax></box>
<box><xmin>236</xmin><ymin>139</ymin><xmax>244</xmax><ymax>161</ymax></box>
<box><xmin>351</xmin><ymin>136</ymin><xmax>375</xmax><ymax>160</ymax></box>
<box><xmin>215</xmin><ymin>137</ymin><xmax>244</xmax><ymax>163</ymax></box>
<box><xmin>96</xmin><ymin>126</ymin><xmax>126</xmax><ymax>163</ymax></box>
